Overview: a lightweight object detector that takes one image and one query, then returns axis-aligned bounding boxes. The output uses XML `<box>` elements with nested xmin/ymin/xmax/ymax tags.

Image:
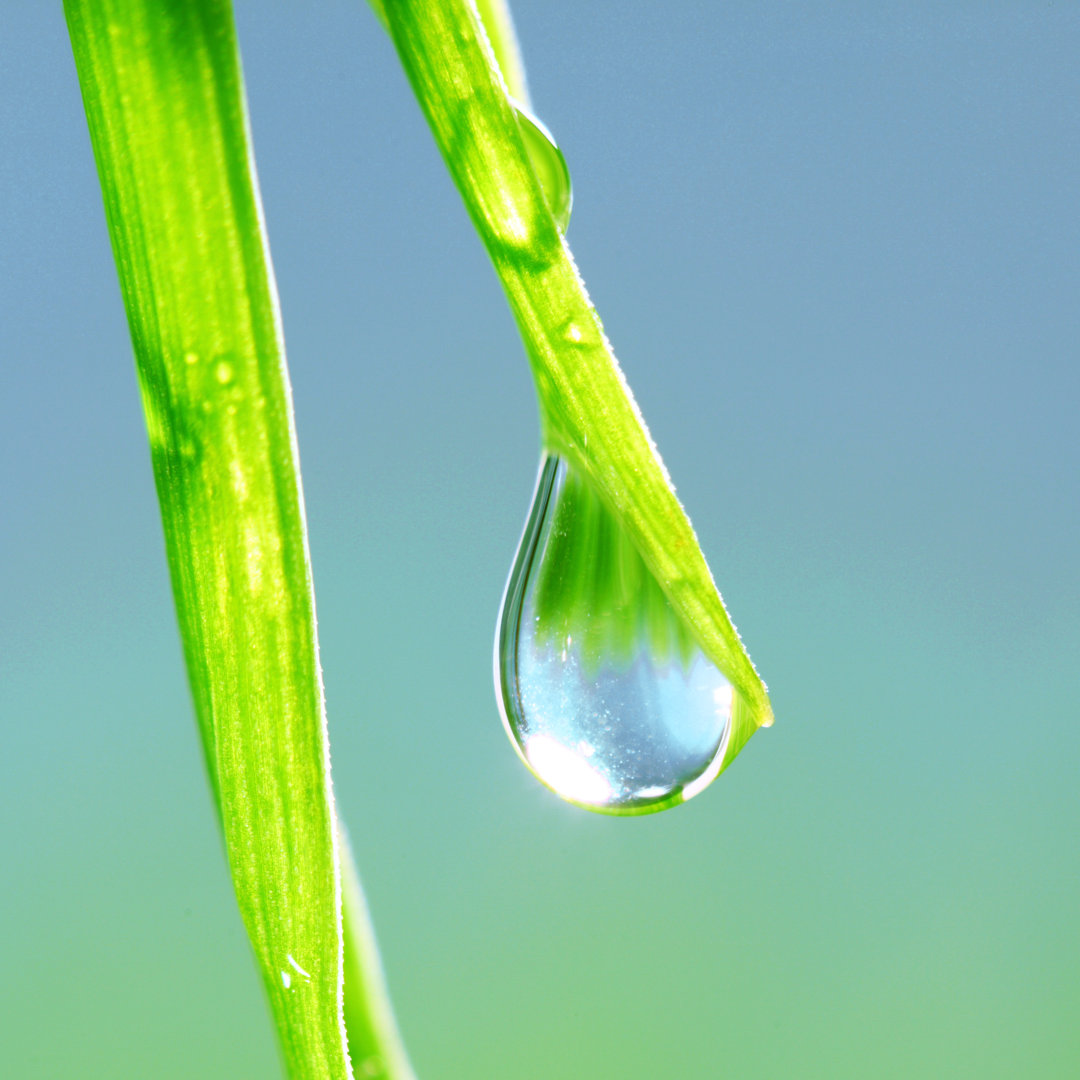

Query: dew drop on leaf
<box><xmin>495</xmin><ymin>455</ymin><xmax>737</xmax><ymax>814</ymax></box>
<box><xmin>513</xmin><ymin>100</ymin><xmax>572</xmax><ymax>233</ymax></box>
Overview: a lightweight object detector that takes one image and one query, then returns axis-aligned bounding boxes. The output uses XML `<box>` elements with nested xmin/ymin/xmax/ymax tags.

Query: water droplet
<box><xmin>214</xmin><ymin>360</ymin><xmax>234</xmax><ymax>384</ymax></box>
<box><xmin>513</xmin><ymin>101</ymin><xmax>572</xmax><ymax>233</ymax></box>
<box><xmin>280</xmin><ymin>953</ymin><xmax>310</xmax><ymax>991</ymax></box>
<box><xmin>495</xmin><ymin>456</ymin><xmax>736</xmax><ymax>814</ymax></box>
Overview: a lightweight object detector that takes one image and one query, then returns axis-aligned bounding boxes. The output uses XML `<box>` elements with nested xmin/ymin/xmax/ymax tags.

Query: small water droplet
<box><xmin>513</xmin><ymin>101</ymin><xmax>573</xmax><ymax>233</ymax></box>
<box><xmin>215</xmin><ymin>360</ymin><xmax>234</xmax><ymax>384</ymax></box>
<box><xmin>280</xmin><ymin>953</ymin><xmax>311</xmax><ymax>991</ymax></box>
<box><xmin>184</xmin><ymin>350</ymin><xmax>199</xmax><ymax>365</ymax></box>
<box><xmin>495</xmin><ymin>456</ymin><xmax>735</xmax><ymax>814</ymax></box>
<box><xmin>288</xmin><ymin>954</ymin><xmax>310</xmax><ymax>977</ymax></box>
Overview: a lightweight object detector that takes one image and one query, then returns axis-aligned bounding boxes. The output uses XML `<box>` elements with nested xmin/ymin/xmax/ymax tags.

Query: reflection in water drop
<box><xmin>513</xmin><ymin>100</ymin><xmax>572</xmax><ymax>233</ymax></box>
<box><xmin>495</xmin><ymin>456</ymin><xmax>736</xmax><ymax>815</ymax></box>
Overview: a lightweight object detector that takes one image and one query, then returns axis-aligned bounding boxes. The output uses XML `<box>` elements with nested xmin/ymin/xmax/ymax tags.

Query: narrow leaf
<box><xmin>380</xmin><ymin>0</ymin><xmax>772</xmax><ymax>767</ymax></box>
<box><xmin>65</xmin><ymin>2</ymin><xmax>353</xmax><ymax>1076</ymax></box>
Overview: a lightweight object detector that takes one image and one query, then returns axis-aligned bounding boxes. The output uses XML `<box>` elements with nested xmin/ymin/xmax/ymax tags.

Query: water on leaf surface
<box><xmin>495</xmin><ymin>455</ymin><xmax>735</xmax><ymax>814</ymax></box>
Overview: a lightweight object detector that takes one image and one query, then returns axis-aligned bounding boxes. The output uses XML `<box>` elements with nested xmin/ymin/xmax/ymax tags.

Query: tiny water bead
<box><xmin>495</xmin><ymin>456</ymin><xmax>739</xmax><ymax>814</ymax></box>
<box><xmin>513</xmin><ymin>100</ymin><xmax>572</xmax><ymax>233</ymax></box>
<box><xmin>279</xmin><ymin>953</ymin><xmax>311</xmax><ymax>991</ymax></box>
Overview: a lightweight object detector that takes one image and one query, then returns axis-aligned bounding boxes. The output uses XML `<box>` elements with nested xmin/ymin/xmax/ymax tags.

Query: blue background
<box><xmin>2</xmin><ymin>2</ymin><xmax>1077</xmax><ymax>1076</ymax></box>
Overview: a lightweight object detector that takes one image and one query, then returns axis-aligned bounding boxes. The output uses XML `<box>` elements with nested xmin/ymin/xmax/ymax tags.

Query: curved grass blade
<box><xmin>339</xmin><ymin>830</ymin><xmax>416</xmax><ymax>1080</ymax></box>
<box><xmin>380</xmin><ymin>0</ymin><xmax>772</xmax><ymax>767</ymax></box>
<box><xmin>472</xmin><ymin>0</ymin><xmax>530</xmax><ymax>107</ymax></box>
<box><xmin>64</xmin><ymin>3</ymin><xmax>402</xmax><ymax>1076</ymax></box>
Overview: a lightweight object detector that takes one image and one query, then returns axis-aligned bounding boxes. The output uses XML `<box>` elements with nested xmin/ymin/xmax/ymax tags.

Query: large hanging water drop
<box><xmin>495</xmin><ymin>456</ymin><xmax>737</xmax><ymax>814</ymax></box>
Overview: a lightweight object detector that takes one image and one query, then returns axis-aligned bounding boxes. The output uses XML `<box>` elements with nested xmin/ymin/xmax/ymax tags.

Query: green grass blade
<box><xmin>472</xmin><ymin>0</ymin><xmax>530</xmax><ymax>106</ymax></box>
<box><xmin>381</xmin><ymin>0</ymin><xmax>773</xmax><ymax>765</ymax></box>
<box><xmin>366</xmin><ymin>0</ymin><xmax>530</xmax><ymax>106</ymax></box>
<box><xmin>339</xmin><ymin>832</ymin><xmax>417</xmax><ymax>1080</ymax></box>
<box><xmin>64</xmin><ymin>3</ymin><xmax>359</xmax><ymax>1076</ymax></box>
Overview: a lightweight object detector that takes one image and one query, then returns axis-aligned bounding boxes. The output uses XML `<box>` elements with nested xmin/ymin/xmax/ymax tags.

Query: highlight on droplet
<box><xmin>286</xmin><ymin>954</ymin><xmax>311</xmax><ymax>980</ymax></box>
<box><xmin>495</xmin><ymin>455</ymin><xmax>737</xmax><ymax>815</ymax></box>
<box><xmin>524</xmin><ymin>733</ymin><xmax>613</xmax><ymax>805</ymax></box>
<box><xmin>280</xmin><ymin>953</ymin><xmax>311</xmax><ymax>991</ymax></box>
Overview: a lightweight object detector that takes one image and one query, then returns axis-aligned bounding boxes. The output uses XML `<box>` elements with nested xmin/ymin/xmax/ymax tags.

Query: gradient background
<box><xmin>2</xmin><ymin>3</ymin><xmax>1077</xmax><ymax>1077</ymax></box>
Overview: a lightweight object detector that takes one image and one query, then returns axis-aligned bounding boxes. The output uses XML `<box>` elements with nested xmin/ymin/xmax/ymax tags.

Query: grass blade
<box><xmin>339</xmin><ymin>832</ymin><xmax>416</xmax><ymax>1080</ymax></box>
<box><xmin>65</xmin><ymin>2</ymin><xmax>363</xmax><ymax>1075</ymax></box>
<box><xmin>473</xmin><ymin>0</ymin><xmax>530</xmax><ymax>106</ymax></box>
<box><xmin>381</xmin><ymin>0</ymin><xmax>773</xmax><ymax>766</ymax></box>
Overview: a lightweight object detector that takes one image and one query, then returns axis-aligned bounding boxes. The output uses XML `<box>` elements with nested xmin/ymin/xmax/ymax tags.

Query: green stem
<box><xmin>368</xmin><ymin>0</ymin><xmax>529</xmax><ymax>105</ymax></box>
<box><xmin>65</xmin><ymin>2</ymin><xmax>409</xmax><ymax>1076</ymax></box>
<box><xmin>340</xmin><ymin>831</ymin><xmax>417</xmax><ymax>1080</ymax></box>
<box><xmin>473</xmin><ymin>0</ymin><xmax>530</xmax><ymax>106</ymax></box>
<box><xmin>381</xmin><ymin>0</ymin><xmax>772</xmax><ymax>759</ymax></box>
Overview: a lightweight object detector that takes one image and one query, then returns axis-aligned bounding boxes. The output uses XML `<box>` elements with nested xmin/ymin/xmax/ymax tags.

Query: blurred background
<box><xmin>2</xmin><ymin>2</ymin><xmax>1077</xmax><ymax>1076</ymax></box>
